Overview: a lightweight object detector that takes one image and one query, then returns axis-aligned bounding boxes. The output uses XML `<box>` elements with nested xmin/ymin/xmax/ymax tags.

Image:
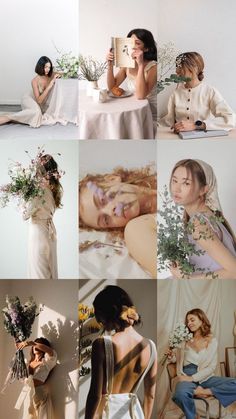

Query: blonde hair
<box><xmin>176</xmin><ymin>51</ymin><xmax>204</xmax><ymax>81</ymax></box>
<box><xmin>79</xmin><ymin>165</ymin><xmax>157</xmax><ymax>231</ymax></box>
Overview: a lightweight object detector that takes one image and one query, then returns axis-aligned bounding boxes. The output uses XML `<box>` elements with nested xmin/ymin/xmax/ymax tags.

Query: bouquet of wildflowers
<box><xmin>161</xmin><ymin>322</ymin><xmax>193</xmax><ymax>365</ymax></box>
<box><xmin>56</xmin><ymin>52</ymin><xmax>79</xmax><ymax>79</ymax></box>
<box><xmin>157</xmin><ymin>42</ymin><xmax>191</xmax><ymax>93</ymax></box>
<box><xmin>2</xmin><ymin>296</ymin><xmax>42</xmax><ymax>384</ymax></box>
<box><xmin>158</xmin><ymin>186</ymin><xmax>206</xmax><ymax>277</ymax></box>
<box><xmin>79</xmin><ymin>304</ymin><xmax>101</xmax><ymax>377</ymax></box>
<box><xmin>0</xmin><ymin>147</ymin><xmax>64</xmax><ymax>214</ymax></box>
<box><xmin>78</xmin><ymin>55</ymin><xmax>107</xmax><ymax>81</ymax></box>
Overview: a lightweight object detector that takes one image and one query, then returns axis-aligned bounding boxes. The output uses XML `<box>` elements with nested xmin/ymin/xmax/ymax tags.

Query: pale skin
<box><xmin>167</xmin><ymin>314</ymin><xmax>215</xmax><ymax>404</ymax></box>
<box><xmin>16</xmin><ymin>340</ymin><xmax>53</xmax><ymax>386</ymax></box>
<box><xmin>106</xmin><ymin>34</ymin><xmax>157</xmax><ymax>99</ymax></box>
<box><xmin>0</xmin><ymin>62</ymin><xmax>61</xmax><ymax>125</ymax></box>
<box><xmin>169</xmin><ymin>166</ymin><xmax>236</xmax><ymax>279</ymax></box>
<box><xmin>79</xmin><ymin>175</ymin><xmax>157</xmax><ymax>277</ymax></box>
<box><xmin>85</xmin><ymin>325</ymin><xmax>157</xmax><ymax>419</ymax></box>
<box><xmin>172</xmin><ymin>64</ymin><xmax>205</xmax><ymax>133</ymax></box>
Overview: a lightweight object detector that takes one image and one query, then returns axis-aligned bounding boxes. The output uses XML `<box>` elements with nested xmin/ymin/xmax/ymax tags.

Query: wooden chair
<box><xmin>167</xmin><ymin>363</ymin><xmax>222</xmax><ymax>419</ymax></box>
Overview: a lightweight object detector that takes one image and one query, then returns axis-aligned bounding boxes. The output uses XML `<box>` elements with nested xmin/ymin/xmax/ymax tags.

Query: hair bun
<box><xmin>120</xmin><ymin>305</ymin><xmax>139</xmax><ymax>325</ymax></box>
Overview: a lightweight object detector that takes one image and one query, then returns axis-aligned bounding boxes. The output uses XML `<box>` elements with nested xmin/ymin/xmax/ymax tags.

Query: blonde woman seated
<box><xmin>168</xmin><ymin>309</ymin><xmax>236</xmax><ymax>419</ymax></box>
<box><xmin>169</xmin><ymin>159</ymin><xmax>236</xmax><ymax>279</ymax></box>
<box><xmin>79</xmin><ymin>166</ymin><xmax>157</xmax><ymax>278</ymax></box>
<box><xmin>15</xmin><ymin>337</ymin><xmax>57</xmax><ymax>419</ymax></box>
<box><xmin>160</xmin><ymin>52</ymin><xmax>235</xmax><ymax>132</ymax></box>
<box><xmin>85</xmin><ymin>285</ymin><xmax>157</xmax><ymax>419</ymax></box>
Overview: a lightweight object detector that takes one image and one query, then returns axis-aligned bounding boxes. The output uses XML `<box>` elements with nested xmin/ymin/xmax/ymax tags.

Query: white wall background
<box><xmin>0</xmin><ymin>140</ymin><xmax>78</xmax><ymax>279</ymax></box>
<box><xmin>79</xmin><ymin>0</ymin><xmax>158</xmax><ymax>89</ymax></box>
<box><xmin>0</xmin><ymin>280</ymin><xmax>78</xmax><ymax>419</ymax></box>
<box><xmin>0</xmin><ymin>0</ymin><xmax>78</xmax><ymax>104</ymax></box>
<box><xmin>79</xmin><ymin>279</ymin><xmax>157</xmax><ymax>418</ymax></box>
<box><xmin>157</xmin><ymin>0</ymin><xmax>236</xmax><ymax>116</ymax></box>
<box><xmin>158</xmin><ymin>139</ymin><xmax>236</xmax><ymax>277</ymax></box>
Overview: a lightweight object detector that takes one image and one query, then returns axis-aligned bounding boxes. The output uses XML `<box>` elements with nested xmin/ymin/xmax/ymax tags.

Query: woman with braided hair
<box><xmin>160</xmin><ymin>51</ymin><xmax>235</xmax><ymax>133</ymax></box>
<box><xmin>85</xmin><ymin>285</ymin><xmax>157</xmax><ymax>419</ymax></box>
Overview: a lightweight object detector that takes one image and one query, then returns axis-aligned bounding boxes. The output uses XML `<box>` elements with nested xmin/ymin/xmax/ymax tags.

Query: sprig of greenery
<box><xmin>158</xmin><ymin>186</ymin><xmax>220</xmax><ymax>278</ymax></box>
<box><xmin>78</xmin><ymin>55</ymin><xmax>107</xmax><ymax>81</ymax></box>
<box><xmin>157</xmin><ymin>74</ymin><xmax>191</xmax><ymax>94</ymax></box>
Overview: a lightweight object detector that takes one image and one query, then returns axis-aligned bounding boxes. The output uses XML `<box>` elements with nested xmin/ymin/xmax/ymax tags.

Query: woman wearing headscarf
<box><xmin>169</xmin><ymin>159</ymin><xmax>236</xmax><ymax>278</ymax></box>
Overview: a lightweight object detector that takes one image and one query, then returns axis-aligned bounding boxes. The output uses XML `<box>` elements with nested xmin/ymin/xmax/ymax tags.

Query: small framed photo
<box><xmin>225</xmin><ymin>347</ymin><xmax>236</xmax><ymax>377</ymax></box>
<box><xmin>220</xmin><ymin>361</ymin><xmax>226</xmax><ymax>377</ymax></box>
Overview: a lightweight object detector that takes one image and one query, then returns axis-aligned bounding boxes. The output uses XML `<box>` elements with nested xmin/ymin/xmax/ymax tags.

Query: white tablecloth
<box><xmin>46</xmin><ymin>78</ymin><xmax>79</xmax><ymax>125</ymax></box>
<box><xmin>79</xmin><ymin>90</ymin><xmax>154</xmax><ymax>139</ymax></box>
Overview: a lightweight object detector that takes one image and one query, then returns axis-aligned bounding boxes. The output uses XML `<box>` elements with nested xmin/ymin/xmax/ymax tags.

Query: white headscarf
<box><xmin>195</xmin><ymin>159</ymin><xmax>222</xmax><ymax>212</ymax></box>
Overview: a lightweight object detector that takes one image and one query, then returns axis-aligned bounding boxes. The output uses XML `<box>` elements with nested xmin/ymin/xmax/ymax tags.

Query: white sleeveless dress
<box><xmin>98</xmin><ymin>335</ymin><xmax>156</xmax><ymax>419</ymax></box>
<box><xmin>126</xmin><ymin>60</ymin><xmax>157</xmax><ymax>123</ymax></box>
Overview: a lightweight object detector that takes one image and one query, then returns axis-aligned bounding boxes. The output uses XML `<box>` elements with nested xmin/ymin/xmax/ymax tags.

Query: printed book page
<box><xmin>111</xmin><ymin>37</ymin><xmax>135</xmax><ymax>68</ymax></box>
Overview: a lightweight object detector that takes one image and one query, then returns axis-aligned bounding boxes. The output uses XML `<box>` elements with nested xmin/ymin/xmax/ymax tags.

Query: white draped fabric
<box><xmin>157</xmin><ymin>279</ymin><xmax>222</xmax><ymax>418</ymax></box>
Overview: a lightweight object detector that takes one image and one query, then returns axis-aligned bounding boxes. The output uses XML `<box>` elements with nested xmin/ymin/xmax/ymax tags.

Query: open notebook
<box><xmin>179</xmin><ymin>130</ymin><xmax>229</xmax><ymax>140</ymax></box>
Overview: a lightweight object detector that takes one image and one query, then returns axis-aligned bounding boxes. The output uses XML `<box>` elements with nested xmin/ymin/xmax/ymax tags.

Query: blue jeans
<box><xmin>172</xmin><ymin>364</ymin><xmax>236</xmax><ymax>419</ymax></box>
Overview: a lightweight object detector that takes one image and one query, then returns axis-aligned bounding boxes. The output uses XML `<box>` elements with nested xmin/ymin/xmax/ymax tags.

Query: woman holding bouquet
<box><xmin>169</xmin><ymin>158</ymin><xmax>236</xmax><ymax>279</ymax></box>
<box><xmin>79</xmin><ymin>166</ymin><xmax>157</xmax><ymax>278</ymax></box>
<box><xmin>169</xmin><ymin>308</ymin><xmax>236</xmax><ymax>419</ymax></box>
<box><xmin>85</xmin><ymin>285</ymin><xmax>157</xmax><ymax>419</ymax></box>
<box><xmin>160</xmin><ymin>52</ymin><xmax>235</xmax><ymax>132</ymax></box>
<box><xmin>106</xmin><ymin>29</ymin><xmax>157</xmax><ymax>124</ymax></box>
<box><xmin>0</xmin><ymin>56</ymin><xmax>61</xmax><ymax>128</ymax></box>
<box><xmin>15</xmin><ymin>337</ymin><xmax>57</xmax><ymax>419</ymax></box>
<box><xmin>23</xmin><ymin>154</ymin><xmax>63</xmax><ymax>279</ymax></box>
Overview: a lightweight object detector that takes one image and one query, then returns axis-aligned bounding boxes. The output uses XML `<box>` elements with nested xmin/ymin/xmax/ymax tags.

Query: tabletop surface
<box><xmin>157</xmin><ymin>126</ymin><xmax>236</xmax><ymax>140</ymax></box>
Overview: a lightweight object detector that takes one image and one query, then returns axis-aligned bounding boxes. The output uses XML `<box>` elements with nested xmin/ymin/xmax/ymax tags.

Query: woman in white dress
<box><xmin>106</xmin><ymin>29</ymin><xmax>157</xmax><ymax>124</ymax></box>
<box><xmin>160</xmin><ymin>51</ymin><xmax>235</xmax><ymax>132</ymax></box>
<box><xmin>85</xmin><ymin>285</ymin><xmax>157</xmax><ymax>419</ymax></box>
<box><xmin>0</xmin><ymin>56</ymin><xmax>61</xmax><ymax>128</ymax></box>
<box><xmin>16</xmin><ymin>337</ymin><xmax>57</xmax><ymax>419</ymax></box>
<box><xmin>23</xmin><ymin>155</ymin><xmax>63</xmax><ymax>279</ymax></box>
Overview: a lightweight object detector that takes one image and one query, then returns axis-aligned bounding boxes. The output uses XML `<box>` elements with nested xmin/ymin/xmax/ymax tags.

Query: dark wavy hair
<box><xmin>185</xmin><ymin>308</ymin><xmax>211</xmax><ymax>337</ymax></box>
<box><xmin>42</xmin><ymin>155</ymin><xmax>63</xmax><ymax>208</ymax></box>
<box><xmin>35</xmin><ymin>56</ymin><xmax>53</xmax><ymax>77</ymax></box>
<box><xmin>127</xmin><ymin>28</ymin><xmax>157</xmax><ymax>61</ymax></box>
<box><xmin>93</xmin><ymin>285</ymin><xmax>141</xmax><ymax>332</ymax></box>
<box><xmin>29</xmin><ymin>337</ymin><xmax>52</xmax><ymax>362</ymax></box>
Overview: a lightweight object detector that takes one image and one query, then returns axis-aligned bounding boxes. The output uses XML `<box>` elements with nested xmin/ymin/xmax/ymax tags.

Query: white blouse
<box><xmin>176</xmin><ymin>338</ymin><xmax>218</xmax><ymax>383</ymax></box>
<box><xmin>32</xmin><ymin>349</ymin><xmax>57</xmax><ymax>383</ymax></box>
<box><xmin>183</xmin><ymin>345</ymin><xmax>205</xmax><ymax>367</ymax></box>
<box><xmin>160</xmin><ymin>82</ymin><xmax>235</xmax><ymax>130</ymax></box>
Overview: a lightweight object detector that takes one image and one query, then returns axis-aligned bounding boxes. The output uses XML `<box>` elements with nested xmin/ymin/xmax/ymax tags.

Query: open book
<box><xmin>111</xmin><ymin>37</ymin><xmax>135</xmax><ymax>68</ymax></box>
<box><xmin>179</xmin><ymin>130</ymin><xmax>229</xmax><ymax>140</ymax></box>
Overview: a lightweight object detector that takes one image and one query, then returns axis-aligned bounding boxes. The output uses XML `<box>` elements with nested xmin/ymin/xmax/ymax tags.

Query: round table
<box><xmin>79</xmin><ymin>90</ymin><xmax>154</xmax><ymax>139</ymax></box>
<box><xmin>46</xmin><ymin>78</ymin><xmax>79</xmax><ymax>125</ymax></box>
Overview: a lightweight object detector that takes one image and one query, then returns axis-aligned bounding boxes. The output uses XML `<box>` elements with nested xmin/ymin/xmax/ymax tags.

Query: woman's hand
<box><xmin>48</xmin><ymin>74</ymin><xmax>60</xmax><ymax>89</ymax></box>
<box><xmin>173</xmin><ymin>120</ymin><xmax>195</xmax><ymax>133</ymax></box>
<box><xmin>106</xmin><ymin>49</ymin><xmax>114</xmax><ymax>63</ymax></box>
<box><xmin>132</xmin><ymin>48</ymin><xmax>144</xmax><ymax>66</ymax></box>
<box><xmin>177</xmin><ymin>375</ymin><xmax>193</xmax><ymax>382</ymax></box>
<box><xmin>15</xmin><ymin>340</ymin><xmax>33</xmax><ymax>350</ymax></box>
<box><xmin>169</xmin><ymin>262</ymin><xmax>189</xmax><ymax>279</ymax></box>
<box><xmin>165</xmin><ymin>348</ymin><xmax>174</xmax><ymax>359</ymax></box>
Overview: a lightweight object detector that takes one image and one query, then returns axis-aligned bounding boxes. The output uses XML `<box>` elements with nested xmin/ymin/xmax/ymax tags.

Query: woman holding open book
<box><xmin>160</xmin><ymin>52</ymin><xmax>235</xmax><ymax>133</ymax></box>
<box><xmin>106</xmin><ymin>28</ymin><xmax>157</xmax><ymax>124</ymax></box>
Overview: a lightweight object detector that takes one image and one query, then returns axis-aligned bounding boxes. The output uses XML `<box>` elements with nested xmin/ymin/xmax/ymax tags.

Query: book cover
<box><xmin>111</xmin><ymin>37</ymin><xmax>135</xmax><ymax>68</ymax></box>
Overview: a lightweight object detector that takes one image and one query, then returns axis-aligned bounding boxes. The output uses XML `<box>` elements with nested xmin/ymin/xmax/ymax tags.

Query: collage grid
<box><xmin>0</xmin><ymin>0</ymin><xmax>236</xmax><ymax>418</ymax></box>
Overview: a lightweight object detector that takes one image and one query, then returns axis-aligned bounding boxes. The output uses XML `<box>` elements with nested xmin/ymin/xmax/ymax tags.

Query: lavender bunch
<box><xmin>2</xmin><ymin>296</ymin><xmax>42</xmax><ymax>382</ymax></box>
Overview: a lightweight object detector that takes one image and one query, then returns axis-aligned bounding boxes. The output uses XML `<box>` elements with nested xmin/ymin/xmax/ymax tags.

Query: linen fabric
<box><xmin>160</xmin><ymin>82</ymin><xmax>235</xmax><ymax>130</ymax></box>
<box><xmin>23</xmin><ymin>187</ymin><xmax>58</xmax><ymax>279</ymax></box>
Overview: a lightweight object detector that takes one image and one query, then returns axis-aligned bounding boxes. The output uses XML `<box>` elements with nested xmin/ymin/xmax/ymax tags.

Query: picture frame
<box><xmin>220</xmin><ymin>361</ymin><xmax>226</xmax><ymax>377</ymax></box>
<box><xmin>225</xmin><ymin>347</ymin><xmax>236</xmax><ymax>377</ymax></box>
